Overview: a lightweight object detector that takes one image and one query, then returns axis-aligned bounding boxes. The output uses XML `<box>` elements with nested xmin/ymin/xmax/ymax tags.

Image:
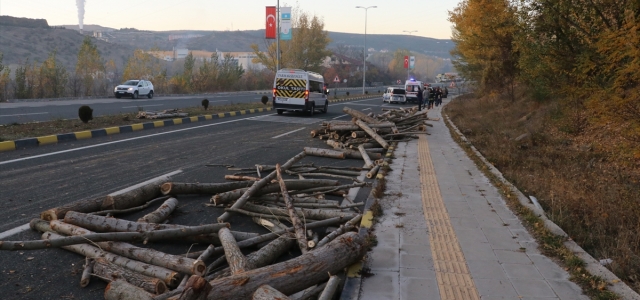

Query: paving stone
<box><xmin>400</xmin><ymin>244</ymin><xmax>433</xmax><ymax>256</ymax></box>
<box><xmin>546</xmin><ymin>280</ymin><xmax>589</xmax><ymax>300</ymax></box>
<box><xmin>400</xmin><ymin>253</ymin><xmax>434</xmax><ymax>270</ymax></box>
<box><xmin>474</xmin><ymin>278</ymin><xmax>519</xmax><ymax>298</ymax></box>
<box><xmin>493</xmin><ymin>249</ymin><xmax>533</xmax><ymax>264</ymax></box>
<box><xmin>459</xmin><ymin>242</ymin><xmax>497</xmax><ymax>261</ymax></box>
<box><xmin>400</xmin><ymin>267</ymin><xmax>437</xmax><ymax>279</ymax></box>
<box><xmin>400</xmin><ymin>277</ymin><xmax>440</xmax><ymax>300</ymax></box>
<box><xmin>528</xmin><ymin>255</ymin><xmax>570</xmax><ymax>280</ymax></box>
<box><xmin>466</xmin><ymin>259</ymin><xmax>508</xmax><ymax>279</ymax></box>
<box><xmin>369</xmin><ymin>245</ymin><xmax>400</xmax><ymax>271</ymax></box>
<box><xmin>449</xmin><ymin>216</ymin><xmax>481</xmax><ymax>230</ymax></box>
<box><xmin>360</xmin><ymin>270</ymin><xmax>400</xmax><ymax>300</ymax></box>
<box><xmin>511</xmin><ymin>279</ymin><xmax>557</xmax><ymax>297</ymax></box>
<box><xmin>374</xmin><ymin>228</ymin><xmax>400</xmax><ymax>248</ymax></box>
<box><xmin>503</xmin><ymin>263</ymin><xmax>544</xmax><ymax>279</ymax></box>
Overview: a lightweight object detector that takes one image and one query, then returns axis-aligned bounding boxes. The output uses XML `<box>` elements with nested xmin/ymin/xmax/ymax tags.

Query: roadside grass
<box><xmin>0</xmin><ymin>101</ymin><xmax>272</xmax><ymax>141</ymax></box>
<box><xmin>445</xmin><ymin>91</ymin><xmax>639</xmax><ymax>296</ymax></box>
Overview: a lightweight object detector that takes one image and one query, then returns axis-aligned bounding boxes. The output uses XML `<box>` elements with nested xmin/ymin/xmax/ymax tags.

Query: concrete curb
<box><xmin>442</xmin><ymin>108</ymin><xmax>640</xmax><ymax>300</ymax></box>
<box><xmin>340</xmin><ymin>143</ymin><xmax>397</xmax><ymax>300</ymax></box>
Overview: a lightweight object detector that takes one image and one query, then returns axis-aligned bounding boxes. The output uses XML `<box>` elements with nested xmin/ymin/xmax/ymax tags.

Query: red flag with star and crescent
<box><xmin>266</xmin><ymin>6</ymin><xmax>276</xmax><ymax>39</ymax></box>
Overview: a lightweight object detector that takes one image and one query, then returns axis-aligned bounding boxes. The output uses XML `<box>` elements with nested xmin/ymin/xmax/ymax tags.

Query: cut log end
<box><xmin>40</xmin><ymin>210</ymin><xmax>57</xmax><ymax>221</ymax></box>
<box><xmin>160</xmin><ymin>182</ymin><xmax>174</xmax><ymax>195</ymax></box>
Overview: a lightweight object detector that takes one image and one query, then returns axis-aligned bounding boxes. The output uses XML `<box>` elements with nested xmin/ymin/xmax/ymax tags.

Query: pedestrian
<box><xmin>435</xmin><ymin>87</ymin><xmax>442</xmax><ymax>107</ymax></box>
<box><xmin>428</xmin><ymin>88</ymin><xmax>435</xmax><ymax>109</ymax></box>
<box><xmin>417</xmin><ymin>87</ymin><xmax>424</xmax><ymax>111</ymax></box>
<box><xmin>422</xmin><ymin>87</ymin><xmax>430</xmax><ymax>111</ymax></box>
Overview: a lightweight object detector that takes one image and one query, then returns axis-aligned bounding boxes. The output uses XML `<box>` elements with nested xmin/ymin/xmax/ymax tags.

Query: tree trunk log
<box><xmin>177</xmin><ymin>275</ymin><xmax>211</xmax><ymax>300</ymax></box>
<box><xmin>102</xmin><ymin>177</ymin><xmax>168</xmax><ymax>210</ymax></box>
<box><xmin>105</xmin><ymin>280</ymin><xmax>155</xmax><ymax>300</ymax></box>
<box><xmin>138</xmin><ymin>198</ymin><xmax>178</xmax><ymax>223</ymax></box>
<box><xmin>307</xmin><ymin>232</ymin><xmax>319</xmax><ymax>249</ymax></box>
<box><xmin>225</xmin><ymin>208</ymin><xmax>311</xmax><ymax>223</ymax></box>
<box><xmin>80</xmin><ymin>258</ymin><xmax>94</xmax><ymax>287</ymax></box>
<box><xmin>223</xmin><ymin>175</ymin><xmax>262</xmax><ymax>181</ymax></box>
<box><xmin>316</xmin><ymin>214</ymin><xmax>362</xmax><ymax>248</ymax></box>
<box><xmin>303</xmin><ymin>147</ymin><xmax>345</xmax><ymax>159</ymax></box>
<box><xmin>160</xmin><ymin>181</ymin><xmax>253</xmax><ymax>195</ymax></box>
<box><xmin>342</xmin><ymin>107</ymin><xmax>379</xmax><ymax>124</ymax></box>
<box><xmin>40</xmin><ymin>196</ymin><xmax>105</xmax><ymax>221</ymax></box>
<box><xmin>211</xmin><ymin>179</ymin><xmax>338</xmax><ymax>205</ymax></box>
<box><xmin>42</xmin><ymin>232</ymin><xmax>180</xmax><ymax>286</ymax></box>
<box><xmin>296</xmin><ymin>283</ymin><xmax>327</xmax><ymax>300</ymax></box>
<box><xmin>253</xmin><ymin>285</ymin><xmax>290</xmax><ymax>300</ymax></box>
<box><xmin>318</xmin><ymin>276</ymin><xmax>341</xmax><ymax>300</ymax></box>
<box><xmin>325</xmin><ymin>140</ymin><xmax>343</xmax><ymax>150</ymax></box>
<box><xmin>358</xmin><ymin>145</ymin><xmax>374</xmax><ymax>168</ymax></box>
<box><xmin>241</xmin><ymin>203</ymin><xmax>358</xmax><ymax>220</ymax></box>
<box><xmin>366</xmin><ymin>165</ymin><xmax>381</xmax><ymax>179</ymax></box>
<box><xmin>50</xmin><ymin>221</ymin><xmax>206</xmax><ymax>276</ymax></box>
<box><xmin>355</xmin><ymin>119</ymin><xmax>389</xmax><ymax>149</ymax></box>
<box><xmin>30</xmin><ymin>218</ymin><xmax>52</xmax><ymax>233</ymax></box>
<box><xmin>93</xmin><ymin>257</ymin><xmax>168</xmax><ymax>294</ymax></box>
<box><xmin>313</xmin><ymin>168</ymin><xmax>363</xmax><ymax>176</ymax></box>
<box><xmin>218</xmin><ymin>228</ymin><xmax>249</xmax><ymax>274</ymax></box>
<box><xmin>351</xmin><ymin>131</ymin><xmax>366</xmax><ymax>138</ymax></box>
<box><xmin>288</xmin><ymin>183</ymin><xmax>367</xmax><ymax>196</ymax></box>
<box><xmin>276</xmin><ymin>164</ymin><xmax>308</xmax><ymax>254</ymax></box>
<box><xmin>217</xmin><ymin>151</ymin><xmax>307</xmax><ymax>223</ymax></box>
<box><xmin>91</xmin><ymin>196</ymin><xmax>171</xmax><ymax>216</ymax></box>
<box><xmin>294</xmin><ymin>173</ymin><xmax>360</xmax><ymax>182</ymax></box>
<box><xmin>205</xmin><ymin>232</ymin><xmax>365</xmax><ymax>300</ymax></box>
<box><xmin>63</xmin><ymin>211</ymin><xmax>227</xmax><ymax>234</ymax></box>
<box><xmin>340</xmin><ymin>149</ymin><xmax>383</xmax><ymax>160</ymax></box>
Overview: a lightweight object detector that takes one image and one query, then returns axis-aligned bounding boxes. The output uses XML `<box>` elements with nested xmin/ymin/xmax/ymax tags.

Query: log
<box><xmin>294</xmin><ymin>173</ymin><xmax>361</xmax><ymax>182</ymax></box>
<box><xmin>91</xmin><ymin>196</ymin><xmax>171</xmax><ymax>216</ymax></box>
<box><xmin>318</xmin><ymin>276</ymin><xmax>341</xmax><ymax>300</ymax></box>
<box><xmin>138</xmin><ymin>197</ymin><xmax>178</xmax><ymax>223</ymax></box>
<box><xmin>325</xmin><ymin>139</ymin><xmax>343</xmax><ymax>150</ymax></box>
<box><xmin>253</xmin><ymin>285</ymin><xmax>290</xmax><ymax>300</ymax></box>
<box><xmin>314</xmin><ymin>168</ymin><xmax>363</xmax><ymax>176</ymax></box>
<box><xmin>50</xmin><ymin>221</ymin><xmax>206</xmax><ymax>276</ymax></box>
<box><xmin>351</xmin><ymin>131</ymin><xmax>366</xmax><ymax>138</ymax></box>
<box><xmin>205</xmin><ymin>232</ymin><xmax>365</xmax><ymax>300</ymax></box>
<box><xmin>211</xmin><ymin>179</ymin><xmax>339</xmax><ymax>205</ymax></box>
<box><xmin>217</xmin><ymin>151</ymin><xmax>307</xmax><ymax>223</ymax></box>
<box><xmin>241</xmin><ymin>203</ymin><xmax>358</xmax><ymax>220</ymax></box>
<box><xmin>40</xmin><ymin>196</ymin><xmax>105</xmax><ymax>221</ymax></box>
<box><xmin>340</xmin><ymin>149</ymin><xmax>383</xmax><ymax>160</ymax></box>
<box><xmin>178</xmin><ymin>275</ymin><xmax>212</xmax><ymax>300</ymax></box>
<box><xmin>224</xmin><ymin>175</ymin><xmax>262</xmax><ymax>181</ymax></box>
<box><xmin>93</xmin><ymin>257</ymin><xmax>168</xmax><ymax>294</ymax></box>
<box><xmin>105</xmin><ymin>280</ymin><xmax>154</xmax><ymax>300</ymax></box>
<box><xmin>29</xmin><ymin>218</ymin><xmax>52</xmax><ymax>233</ymax></box>
<box><xmin>366</xmin><ymin>165</ymin><xmax>381</xmax><ymax>179</ymax></box>
<box><xmin>355</xmin><ymin>119</ymin><xmax>389</xmax><ymax>149</ymax></box>
<box><xmin>102</xmin><ymin>177</ymin><xmax>167</xmax><ymax>210</ymax></box>
<box><xmin>276</xmin><ymin>164</ymin><xmax>308</xmax><ymax>254</ymax></box>
<box><xmin>303</xmin><ymin>147</ymin><xmax>345</xmax><ymax>159</ymax></box>
<box><xmin>296</xmin><ymin>283</ymin><xmax>327</xmax><ymax>300</ymax></box>
<box><xmin>358</xmin><ymin>144</ymin><xmax>374</xmax><ymax>168</ymax></box>
<box><xmin>160</xmin><ymin>181</ymin><xmax>253</xmax><ymax>195</ymax></box>
<box><xmin>225</xmin><ymin>208</ymin><xmax>310</xmax><ymax>223</ymax></box>
<box><xmin>342</xmin><ymin>106</ymin><xmax>379</xmax><ymax>124</ymax></box>
<box><xmin>307</xmin><ymin>232</ymin><xmax>319</xmax><ymax>249</ymax></box>
<box><xmin>5</xmin><ymin>222</ymin><xmax>225</xmax><ymax>251</ymax></box>
<box><xmin>42</xmin><ymin>232</ymin><xmax>180</xmax><ymax>286</ymax></box>
<box><xmin>289</xmin><ymin>182</ymin><xmax>367</xmax><ymax>196</ymax></box>
<box><xmin>218</xmin><ymin>228</ymin><xmax>249</xmax><ymax>274</ymax></box>
<box><xmin>80</xmin><ymin>258</ymin><xmax>94</xmax><ymax>287</ymax></box>
<box><xmin>317</xmin><ymin>215</ymin><xmax>362</xmax><ymax>248</ymax></box>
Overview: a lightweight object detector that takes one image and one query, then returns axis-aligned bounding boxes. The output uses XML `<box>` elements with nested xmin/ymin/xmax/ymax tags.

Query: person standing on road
<box><xmin>428</xmin><ymin>87</ymin><xmax>435</xmax><ymax>109</ymax></box>
<box><xmin>435</xmin><ymin>87</ymin><xmax>442</xmax><ymax>107</ymax></box>
<box><xmin>422</xmin><ymin>86</ymin><xmax>430</xmax><ymax>111</ymax></box>
<box><xmin>417</xmin><ymin>87</ymin><xmax>424</xmax><ymax>111</ymax></box>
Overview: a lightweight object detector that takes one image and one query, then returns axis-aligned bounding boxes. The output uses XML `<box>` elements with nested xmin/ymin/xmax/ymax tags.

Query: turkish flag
<box><xmin>403</xmin><ymin>56</ymin><xmax>409</xmax><ymax>69</ymax></box>
<box><xmin>266</xmin><ymin>6</ymin><xmax>276</xmax><ymax>39</ymax></box>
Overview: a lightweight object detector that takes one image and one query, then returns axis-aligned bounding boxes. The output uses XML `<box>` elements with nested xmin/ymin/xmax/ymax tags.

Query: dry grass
<box><xmin>0</xmin><ymin>101</ymin><xmax>272</xmax><ymax>141</ymax></box>
<box><xmin>446</xmin><ymin>91</ymin><xmax>640</xmax><ymax>293</ymax></box>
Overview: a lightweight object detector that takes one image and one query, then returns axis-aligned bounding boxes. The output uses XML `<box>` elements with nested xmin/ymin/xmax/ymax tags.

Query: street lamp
<box><xmin>403</xmin><ymin>30</ymin><xmax>417</xmax><ymax>80</ymax></box>
<box><xmin>356</xmin><ymin>5</ymin><xmax>376</xmax><ymax>95</ymax></box>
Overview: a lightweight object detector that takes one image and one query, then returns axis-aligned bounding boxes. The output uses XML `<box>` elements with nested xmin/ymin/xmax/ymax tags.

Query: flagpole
<box><xmin>276</xmin><ymin>0</ymin><xmax>280</xmax><ymax>71</ymax></box>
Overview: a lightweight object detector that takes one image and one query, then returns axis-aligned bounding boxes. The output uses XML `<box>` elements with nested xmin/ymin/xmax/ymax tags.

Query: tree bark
<box><xmin>340</xmin><ymin>149</ymin><xmax>383</xmax><ymax>160</ymax></box>
<box><xmin>325</xmin><ymin>139</ymin><xmax>343</xmax><ymax>150</ymax></box>
<box><xmin>138</xmin><ymin>198</ymin><xmax>178</xmax><ymax>223</ymax></box>
<box><xmin>42</xmin><ymin>232</ymin><xmax>180</xmax><ymax>286</ymax></box>
<box><xmin>205</xmin><ymin>232</ymin><xmax>365</xmax><ymax>300</ymax></box>
<box><xmin>358</xmin><ymin>144</ymin><xmax>374</xmax><ymax>168</ymax></box>
<box><xmin>223</xmin><ymin>175</ymin><xmax>262</xmax><ymax>181</ymax></box>
<box><xmin>307</xmin><ymin>232</ymin><xmax>319</xmax><ymax>249</ymax></box>
<box><xmin>177</xmin><ymin>275</ymin><xmax>211</xmax><ymax>300</ymax></box>
<box><xmin>318</xmin><ymin>276</ymin><xmax>341</xmax><ymax>300</ymax></box>
<box><xmin>91</xmin><ymin>196</ymin><xmax>171</xmax><ymax>216</ymax></box>
<box><xmin>63</xmin><ymin>211</ymin><xmax>227</xmax><ymax>234</ymax></box>
<box><xmin>160</xmin><ymin>181</ymin><xmax>253</xmax><ymax>195</ymax></box>
<box><xmin>253</xmin><ymin>285</ymin><xmax>290</xmax><ymax>300</ymax></box>
<box><xmin>211</xmin><ymin>179</ymin><xmax>339</xmax><ymax>205</ymax></box>
<box><xmin>366</xmin><ymin>165</ymin><xmax>381</xmax><ymax>179</ymax></box>
<box><xmin>355</xmin><ymin>119</ymin><xmax>389</xmax><ymax>149</ymax></box>
<box><xmin>102</xmin><ymin>177</ymin><xmax>167</xmax><ymax>210</ymax></box>
<box><xmin>316</xmin><ymin>214</ymin><xmax>362</xmax><ymax>248</ymax></box>
<box><xmin>276</xmin><ymin>164</ymin><xmax>308</xmax><ymax>254</ymax></box>
<box><xmin>303</xmin><ymin>147</ymin><xmax>345</xmax><ymax>159</ymax></box>
<box><xmin>295</xmin><ymin>283</ymin><xmax>327</xmax><ymax>300</ymax></box>
<box><xmin>80</xmin><ymin>258</ymin><xmax>94</xmax><ymax>287</ymax></box>
<box><xmin>342</xmin><ymin>107</ymin><xmax>380</xmax><ymax>124</ymax></box>
<box><xmin>218</xmin><ymin>227</ymin><xmax>249</xmax><ymax>274</ymax></box>
<box><xmin>105</xmin><ymin>280</ymin><xmax>155</xmax><ymax>300</ymax></box>
<box><xmin>40</xmin><ymin>196</ymin><xmax>105</xmax><ymax>221</ymax></box>
<box><xmin>241</xmin><ymin>203</ymin><xmax>358</xmax><ymax>221</ymax></box>
<box><xmin>217</xmin><ymin>151</ymin><xmax>307</xmax><ymax>223</ymax></box>
<box><xmin>29</xmin><ymin>218</ymin><xmax>52</xmax><ymax>233</ymax></box>
<box><xmin>327</xmin><ymin>122</ymin><xmax>394</xmax><ymax>131</ymax></box>
<box><xmin>50</xmin><ymin>221</ymin><xmax>206</xmax><ymax>276</ymax></box>
<box><xmin>93</xmin><ymin>257</ymin><xmax>168</xmax><ymax>295</ymax></box>
<box><xmin>294</xmin><ymin>173</ymin><xmax>361</xmax><ymax>182</ymax></box>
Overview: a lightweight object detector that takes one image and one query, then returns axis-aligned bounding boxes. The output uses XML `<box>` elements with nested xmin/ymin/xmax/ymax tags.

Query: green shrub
<box><xmin>261</xmin><ymin>95</ymin><xmax>269</xmax><ymax>105</ymax></box>
<box><xmin>78</xmin><ymin>105</ymin><xmax>93</xmax><ymax>123</ymax></box>
<box><xmin>346</xmin><ymin>91</ymin><xmax>350</xmax><ymax>96</ymax></box>
<box><xmin>202</xmin><ymin>99</ymin><xmax>209</xmax><ymax>110</ymax></box>
<box><xmin>365</xmin><ymin>90</ymin><xmax>369</xmax><ymax>95</ymax></box>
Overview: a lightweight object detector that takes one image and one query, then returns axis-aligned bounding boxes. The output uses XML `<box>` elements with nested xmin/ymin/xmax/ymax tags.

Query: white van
<box><xmin>273</xmin><ymin>69</ymin><xmax>329</xmax><ymax>115</ymax></box>
<box><xmin>404</xmin><ymin>79</ymin><xmax>423</xmax><ymax>103</ymax></box>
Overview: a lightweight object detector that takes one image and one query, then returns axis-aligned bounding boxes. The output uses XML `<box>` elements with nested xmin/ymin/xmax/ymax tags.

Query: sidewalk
<box><xmin>359</xmin><ymin>101</ymin><xmax>587</xmax><ymax>299</ymax></box>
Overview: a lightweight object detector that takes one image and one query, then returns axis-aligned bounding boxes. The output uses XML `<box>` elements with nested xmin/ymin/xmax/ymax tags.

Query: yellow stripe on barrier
<box><xmin>105</xmin><ymin>127</ymin><xmax>120</xmax><ymax>135</ymax></box>
<box><xmin>75</xmin><ymin>131</ymin><xmax>92</xmax><ymax>139</ymax></box>
<box><xmin>153</xmin><ymin>121</ymin><xmax>164</xmax><ymax>127</ymax></box>
<box><xmin>229</xmin><ymin>111</ymin><xmax>236</xmax><ymax>116</ymax></box>
<box><xmin>131</xmin><ymin>123</ymin><xmax>144</xmax><ymax>131</ymax></box>
<box><xmin>258</xmin><ymin>108</ymin><xmax>264</xmax><ymax>112</ymax></box>
<box><xmin>239</xmin><ymin>110</ymin><xmax>246</xmax><ymax>115</ymax></box>
<box><xmin>190</xmin><ymin>116</ymin><xmax>199</xmax><ymax>122</ymax></box>
<box><xmin>205</xmin><ymin>115</ymin><xmax>212</xmax><ymax>120</ymax></box>
<box><xmin>37</xmin><ymin>135</ymin><xmax>58</xmax><ymax>145</ymax></box>
<box><xmin>360</xmin><ymin>210</ymin><xmax>374</xmax><ymax>228</ymax></box>
<box><xmin>249</xmin><ymin>109</ymin><xmax>255</xmax><ymax>113</ymax></box>
<box><xmin>266</xmin><ymin>107</ymin><xmax>272</xmax><ymax>111</ymax></box>
<box><xmin>346</xmin><ymin>261</ymin><xmax>363</xmax><ymax>278</ymax></box>
<box><xmin>218</xmin><ymin>113</ymin><xmax>225</xmax><ymax>118</ymax></box>
<box><xmin>173</xmin><ymin>118</ymin><xmax>182</xmax><ymax>125</ymax></box>
<box><xmin>0</xmin><ymin>141</ymin><xmax>16</xmax><ymax>152</ymax></box>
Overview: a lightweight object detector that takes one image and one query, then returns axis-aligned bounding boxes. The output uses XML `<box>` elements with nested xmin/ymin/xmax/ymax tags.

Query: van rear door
<box><xmin>275</xmin><ymin>76</ymin><xmax>307</xmax><ymax>106</ymax></box>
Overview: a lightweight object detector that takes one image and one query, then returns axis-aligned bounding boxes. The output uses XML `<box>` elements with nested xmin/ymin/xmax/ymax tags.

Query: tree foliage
<box><xmin>75</xmin><ymin>36</ymin><xmax>104</xmax><ymax>96</ymax></box>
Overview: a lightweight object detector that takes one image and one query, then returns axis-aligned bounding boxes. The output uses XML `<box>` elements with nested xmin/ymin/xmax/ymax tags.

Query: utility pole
<box><xmin>356</xmin><ymin>6</ymin><xmax>376</xmax><ymax>95</ymax></box>
<box><xmin>276</xmin><ymin>0</ymin><xmax>280</xmax><ymax>72</ymax></box>
<box><xmin>403</xmin><ymin>30</ymin><xmax>417</xmax><ymax>80</ymax></box>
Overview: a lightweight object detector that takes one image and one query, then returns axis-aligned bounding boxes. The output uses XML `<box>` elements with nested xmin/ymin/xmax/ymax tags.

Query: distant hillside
<box><xmin>0</xmin><ymin>15</ymin><xmax>49</xmax><ymax>28</ymax></box>
<box><xmin>58</xmin><ymin>24</ymin><xmax>117</xmax><ymax>32</ymax></box>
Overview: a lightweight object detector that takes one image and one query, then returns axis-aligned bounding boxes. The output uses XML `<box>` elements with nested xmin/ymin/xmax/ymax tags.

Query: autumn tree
<box><xmin>75</xmin><ymin>36</ymin><xmax>104</xmax><ymax>96</ymax></box>
<box><xmin>217</xmin><ymin>54</ymin><xmax>244</xmax><ymax>90</ymax></box>
<box><xmin>0</xmin><ymin>53</ymin><xmax>10</xmax><ymax>101</ymax></box>
<box><xmin>38</xmin><ymin>51</ymin><xmax>68</xmax><ymax>98</ymax></box>
<box><xmin>123</xmin><ymin>48</ymin><xmax>166</xmax><ymax>93</ymax></box>
<box><xmin>192</xmin><ymin>53</ymin><xmax>219</xmax><ymax>92</ymax></box>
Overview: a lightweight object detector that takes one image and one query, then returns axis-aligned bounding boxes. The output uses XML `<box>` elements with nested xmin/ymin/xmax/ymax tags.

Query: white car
<box><xmin>114</xmin><ymin>80</ymin><xmax>154</xmax><ymax>99</ymax></box>
<box><xmin>382</xmin><ymin>87</ymin><xmax>407</xmax><ymax>104</ymax></box>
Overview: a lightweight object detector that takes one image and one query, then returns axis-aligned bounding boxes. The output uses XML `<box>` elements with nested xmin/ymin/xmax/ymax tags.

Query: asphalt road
<box><xmin>0</xmin><ymin>87</ymin><xmax>383</xmax><ymax>125</ymax></box>
<box><xmin>0</xmin><ymin>96</ymin><xmax>403</xmax><ymax>300</ymax></box>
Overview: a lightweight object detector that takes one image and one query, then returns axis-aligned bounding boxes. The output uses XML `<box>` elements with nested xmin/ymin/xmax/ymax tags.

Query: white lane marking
<box><xmin>341</xmin><ymin>103</ymin><xmax>381</xmax><ymax>107</ymax></box>
<box><xmin>0</xmin><ymin>114</ymin><xmax>275</xmax><ymax>166</ymax></box>
<box><xmin>362</xmin><ymin>108</ymin><xmax>372</xmax><ymax>111</ymax></box>
<box><xmin>332</xmin><ymin>114</ymin><xmax>349</xmax><ymax>119</ymax></box>
<box><xmin>122</xmin><ymin>104</ymin><xmax>163</xmax><ymax>108</ymax></box>
<box><xmin>0</xmin><ymin>223</ymin><xmax>31</xmax><ymax>240</ymax></box>
<box><xmin>109</xmin><ymin>170</ymin><xmax>182</xmax><ymax>196</ymax></box>
<box><xmin>0</xmin><ymin>112</ymin><xmax>49</xmax><ymax>117</ymax></box>
<box><xmin>272</xmin><ymin>127</ymin><xmax>306</xmax><ymax>139</ymax></box>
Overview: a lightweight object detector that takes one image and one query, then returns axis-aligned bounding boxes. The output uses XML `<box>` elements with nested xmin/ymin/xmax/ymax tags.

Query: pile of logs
<box><xmin>0</xmin><ymin>106</ymin><xmax>429</xmax><ymax>300</ymax></box>
<box><xmin>137</xmin><ymin>109</ymin><xmax>188</xmax><ymax>119</ymax></box>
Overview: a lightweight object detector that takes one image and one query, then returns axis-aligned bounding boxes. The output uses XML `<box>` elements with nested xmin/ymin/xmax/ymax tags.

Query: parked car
<box><xmin>114</xmin><ymin>80</ymin><xmax>154</xmax><ymax>99</ymax></box>
<box><xmin>383</xmin><ymin>87</ymin><xmax>407</xmax><ymax>104</ymax></box>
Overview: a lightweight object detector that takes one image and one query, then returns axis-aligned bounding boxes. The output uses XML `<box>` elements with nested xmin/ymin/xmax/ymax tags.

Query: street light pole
<box><xmin>402</xmin><ymin>30</ymin><xmax>417</xmax><ymax>80</ymax></box>
<box><xmin>356</xmin><ymin>6</ymin><xmax>376</xmax><ymax>95</ymax></box>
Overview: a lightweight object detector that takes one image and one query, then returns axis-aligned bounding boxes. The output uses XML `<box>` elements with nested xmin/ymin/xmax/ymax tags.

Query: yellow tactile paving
<box><xmin>418</xmin><ymin>135</ymin><xmax>480</xmax><ymax>300</ymax></box>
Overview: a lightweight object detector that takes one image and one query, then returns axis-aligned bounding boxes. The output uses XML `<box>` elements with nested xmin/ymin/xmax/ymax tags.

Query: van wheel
<box><xmin>277</xmin><ymin>109</ymin><xmax>284</xmax><ymax>115</ymax></box>
<box><xmin>147</xmin><ymin>91</ymin><xmax>153</xmax><ymax>99</ymax></box>
<box><xmin>321</xmin><ymin>101</ymin><xmax>328</xmax><ymax>113</ymax></box>
<box><xmin>308</xmin><ymin>105</ymin><xmax>315</xmax><ymax>116</ymax></box>
<box><xmin>132</xmin><ymin>91</ymin><xmax>138</xmax><ymax>99</ymax></box>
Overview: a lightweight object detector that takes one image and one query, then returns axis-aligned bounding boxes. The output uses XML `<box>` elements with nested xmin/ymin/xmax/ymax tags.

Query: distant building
<box><xmin>174</xmin><ymin>48</ymin><xmax>189</xmax><ymax>60</ymax></box>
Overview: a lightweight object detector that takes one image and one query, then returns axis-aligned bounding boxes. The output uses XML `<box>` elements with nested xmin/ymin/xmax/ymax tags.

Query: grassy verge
<box><xmin>444</xmin><ymin>93</ymin><xmax>636</xmax><ymax>298</ymax></box>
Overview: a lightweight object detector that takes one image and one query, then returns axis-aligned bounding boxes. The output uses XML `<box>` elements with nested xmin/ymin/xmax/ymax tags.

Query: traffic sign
<box><xmin>333</xmin><ymin>75</ymin><xmax>340</xmax><ymax>83</ymax></box>
<box><xmin>397</xmin><ymin>80</ymin><xmax>401</xmax><ymax>84</ymax></box>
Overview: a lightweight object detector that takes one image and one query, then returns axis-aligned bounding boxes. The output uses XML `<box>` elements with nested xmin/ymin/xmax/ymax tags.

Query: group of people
<box><xmin>417</xmin><ymin>86</ymin><xmax>446</xmax><ymax>111</ymax></box>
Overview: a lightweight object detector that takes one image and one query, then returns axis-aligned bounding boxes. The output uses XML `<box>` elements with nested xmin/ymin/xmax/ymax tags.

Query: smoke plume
<box><xmin>76</xmin><ymin>0</ymin><xmax>85</xmax><ymax>30</ymax></box>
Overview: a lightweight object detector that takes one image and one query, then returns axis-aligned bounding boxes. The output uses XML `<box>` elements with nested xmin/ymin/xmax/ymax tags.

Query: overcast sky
<box><xmin>1</xmin><ymin>0</ymin><xmax>456</xmax><ymax>39</ymax></box>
